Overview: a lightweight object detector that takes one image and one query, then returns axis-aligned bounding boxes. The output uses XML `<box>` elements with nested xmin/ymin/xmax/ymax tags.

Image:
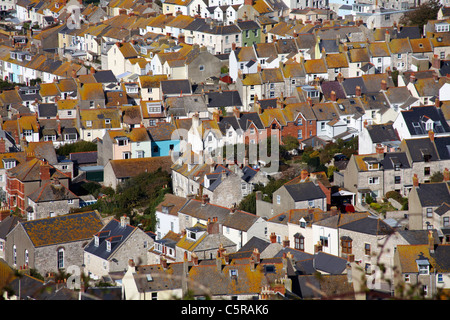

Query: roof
<box><xmin>339</xmin><ymin>215</ymin><xmax>394</xmax><ymax>236</ymax></box>
<box><xmin>19</xmin><ymin>211</ymin><xmax>103</xmax><ymax>248</ymax></box>
<box><xmin>366</xmin><ymin>123</ymin><xmax>399</xmax><ymax>143</ymax></box>
<box><xmin>156</xmin><ymin>193</ymin><xmax>187</xmax><ymax>216</ymax></box>
<box><xmin>27</xmin><ymin>180</ymin><xmax>79</xmax><ymax>203</ymax></box>
<box><xmin>7</xmin><ymin>158</ymin><xmax>68</xmax><ymax>182</ymax></box>
<box><xmin>108</xmin><ymin>156</ymin><xmax>173</xmax><ymax>179</ymax></box>
<box><xmin>84</xmin><ymin>217</ymin><xmax>147</xmax><ymax>260</ymax></box>
<box><xmin>160</xmin><ymin>79</ymin><xmax>192</xmax><ymax>95</ymax></box>
<box><xmin>415</xmin><ymin>182</ymin><xmax>450</xmax><ymax>207</ymax></box>
<box><xmin>179</xmin><ymin>199</ymin><xmax>260</xmax><ymax>232</ymax></box>
<box><xmin>283</xmin><ymin>181</ymin><xmax>327</xmax><ymax>202</ymax></box>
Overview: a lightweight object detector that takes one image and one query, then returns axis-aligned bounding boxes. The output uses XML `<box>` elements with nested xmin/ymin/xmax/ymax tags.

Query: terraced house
<box><xmin>4</xmin><ymin>211</ymin><xmax>104</xmax><ymax>275</ymax></box>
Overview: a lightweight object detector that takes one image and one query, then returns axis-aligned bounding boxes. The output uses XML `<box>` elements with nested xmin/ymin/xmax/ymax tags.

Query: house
<box><xmin>154</xmin><ymin>193</ymin><xmax>187</xmax><ymax>240</ymax></box>
<box><xmin>392</xmin><ymin>105</ymin><xmax>450</xmax><ymax>141</ymax></box>
<box><xmin>408</xmin><ymin>181</ymin><xmax>450</xmax><ymax>232</ymax></box>
<box><xmin>178</xmin><ymin>196</ymin><xmax>266</xmax><ymax>250</ymax></box>
<box><xmin>4</xmin><ymin>210</ymin><xmax>104</xmax><ymax>275</ymax></box>
<box><xmin>97</xmin><ymin>127</ymin><xmax>152</xmax><ymax>167</ymax></box>
<box><xmin>77</xmin><ymin>107</ymin><xmax>122</xmax><ymax>142</ymax></box>
<box><xmin>175</xmin><ymin>220</ymin><xmax>237</xmax><ymax>262</ymax></box>
<box><xmin>185</xmin><ymin>47</ymin><xmax>222</xmax><ymax>84</ymax></box>
<box><xmin>147</xmin><ymin>122</ymin><xmax>181</xmax><ymax>157</ymax></box>
<box><xmin>237</xmin><ymin>20</ymin><xmax>261</xmax><ymax>47</ymax></box>
<box><xmin>268</xmin><ymin>180</ymin><xmax>328</xmax><ymax>216</ymax></box>
<box><xmin>394</xmin><ymin>232</ymin><xmax>450</xmax><ymax>299</ymax></box>
<box><xmin>358</xmin><ymin>123</ymin><xmax>400</xmax><ymax>155</ymax></box>
<box><xmin>106</xmin><ymin>42</ymin><xmax>140</xmax><ymax>78</ymax></box>
<box><xmin>266</xmin><ymin>207</ymin><xmax>330</xmax><ymax>254</ymax></box>
<box><xmin>26</xmin><ymin>179</ymin><xmax>80</xmax><ymax>220</ymax></box>
<box><xmin>84</xmin><ymin>215</ymin><xmax>154</xmax><ymax>280</ymax></box>
<box><xmin>103</xmin><ymin>156</ymin><xmax>173</xmax><ymax>190</ymax></box>
<box><xmin>229</xmin><ymin>46</ymin><xmax>258</xmax><ymax>82</ymax></box>
<box><xmin>343</xmin><ymin>150</ymin><xmax>412</xmax><ymax>206</ymax></box>
<box><xmin>122</xmin><ymin>245</ymin><xmax>292</xmax><ymax>300</ymax></box>
<box><xmin>6</xmin><ymin>158</ymin><xmax>71</xmax><ymax>216</ymax></box>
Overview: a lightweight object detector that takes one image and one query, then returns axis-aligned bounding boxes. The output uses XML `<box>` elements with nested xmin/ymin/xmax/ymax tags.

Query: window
<box><xmin>105</xmin><ymin>118</ymin><xmax>111</xmax><ymax>125</ymax></box>
<box><xmin>276</xmin><ymin>195</ymin><xmax>281</xmax><ymax>204</ymax></box>
<box><xmin>57</xmin><ymin>248</ymin><xmax>64</xmax><ymax>269</ymax></box>
<box><xmin>137</xmin><ymin>150</ymin><xmax>145</xmax><ymax>158</ymax></box>
<box><xmin>444</xmin><ymin>217</ymin><xmax>450</xmax><ymax>227</ymax></box>
<box><xmin>417</xmin><ymin>260</ymin><xmax>430</xmax><ymax>275</ymax></box>
<box><xmin>395</xmin><ymin>176</ymin><xmax>401</xmax><ymax>184</ymax></box>
<box><xmin>426</xmin><ymin>208</ymin><xmax>433</xmax><ymax>218</ymax></box>
<box><xmin>68</xmin><ymin>199</ymin><xmax>74</xmax><ymax>204</ymax></box>
<box><xmin>86</xmin><ymin>120</ymin><xmax>92</xmax><ymax>127</ymax></box>
<box><xmin>320</xmin><ymin>236</ymin><xmax>328</xmax><ymax>247</ymax></box>
<box><xmin>341</xmin><ymin>238</ymin><xmax>352</xmax><ymax>254</ymax></box>
<box><xmin>404</xmin><ymin>274</ymin><xmax>410</xmax><ymax>282</ymax></box>
<box><xmin>438</xmin><ymin>274</ymin><xmax>444</xmax><ymax>283</ymax></box>
<box><xmin>368</xmin><ymin>177</ymin><xmax>379</xmax><ymax>185</ymax></box>
<box><xmin>424</xmin><ymin>167</ymin><xmax>431</xmax><ymax>176</ymax></box>
<box><xmin>297</xmin><ymin>130</ymin><xmax>302</xmax><ymax>139</ymax></box>
<box><xmin>365</xmin><ymin>263</ymin><xmax>371</xmax><ymax>274</ymax></box>
<box><xmin>367</xmin><ymin>163</ymin><xmax>379</xmax><ymax>170</ymax></box>
<box><xmin>365</xmin><ymin>243</ymin><xmax>371</xmax><ymax>256</ymax></box>
<box><xmin>199</xmin><ymin>65</ymin><xmax>204</xmax><ymax>71</ymax></box>
<box><xmin>294</xmin><ymin>234</ymin><xmax>304</xmax><ymax>251</ymax></box>
<box><xmin>308</xmin><ymin>200</ymin><xmax>314</xmax><ymax>207</ymax></box>
<box><xmin>123</xmin><ymin>152</ymin><xmax>131</xmax><ymax>159</ymax></box>
<box><xmin>297</xmin><ymin>118</ymin><xmax>302</xmax><ymax>126</ymax></box>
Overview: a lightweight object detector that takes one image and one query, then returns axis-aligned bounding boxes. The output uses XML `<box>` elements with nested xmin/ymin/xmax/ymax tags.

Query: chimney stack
<box><xmin>429</xmin><ymin>130</ymin><xmax>435</xmax><ymax>142</ymax></box>
<box><xmin>0</xmin><ymin>137</ymin><xmax>5</xmax><ymax>153</ymax></box>
<box><xmin>39</xmin><ymin>160</ymin><xmax>51</xmax><ymax>181</ymax></box>
<box><xmin>207</xmin><ymin>217</ymin><xmax>220</xmax><ymax>234</ymax></box>
<box><xmin>412</xmin><ymin>174</ymin><xmax>419</xmax><ymax>187</ymax></box>
<box><xmin>270</xmin><ymin>232</ymin><xmax>277</xmax><ymax>243</ymax></box>
<box><xmin>428</xmin><ymin>230</ymin><xmax>435</xmax><ymax>254</ymax></box>
<box><xmin>380</xmin><ymin>79</ymin><xmax>387</xmax><ymax>91</ymax></box>
<box><xmin>300</xmin><ymin>169</ymin><xmax>309</xmax><ymax>181</ymax></box>
<box><xmin>355</xmin><ymin>86</ymin><xmax>361</xmax><ymax>97</ymax></box>
<box><xmin>201</xmin><ymin>194</ymin><xmax>210</xmax><ymax>206</ymax></box>
<box><xmin>120</xmin><ymin>214</ymin><xmax>130</xmax><ymax>227</ymax></box>
<box><xmin>330</xmin><ymin>206</ymin><xmax>338</xmax><ymax>215</ymax></box>
<box><xmin>330</xmin><ymin>90</ymin><xmax>336</xmax><ymax>101</ymax></box>
<box><xmin>282</xmin><ymin>237</ymin><xmax>290</xmax><ymax>248</ymax></box>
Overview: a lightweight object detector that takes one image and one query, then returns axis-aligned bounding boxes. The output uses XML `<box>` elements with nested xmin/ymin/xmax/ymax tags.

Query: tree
<box><xmin>56</xmin><ymin>140</ymin><xmax>97</xmax><ymax>156</ymax></box>
<box><xmin>399</xmin><ymin>0</ymin><xmax>441</xmax><ymax>29</ymax></box>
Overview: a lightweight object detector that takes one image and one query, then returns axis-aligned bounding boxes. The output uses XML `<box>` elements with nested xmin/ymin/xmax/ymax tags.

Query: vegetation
<box><xmin>238</xmin><ymin>177</ymin><xmax>289</xmax><ymax>214</ymax></box>
<box><xmin>56</xmin><ymin>141</ymin><xmax>98</xmax><ymax>156</ymax></box>
<box><xmin>399</xmin><ymin>0</ymin><xmax>441</xmax><ymax>29</ymax></box>
<box><xmin>83</xmin><ymin>169</ymin><xmax>172</xmax><ymax>232</ymax></box>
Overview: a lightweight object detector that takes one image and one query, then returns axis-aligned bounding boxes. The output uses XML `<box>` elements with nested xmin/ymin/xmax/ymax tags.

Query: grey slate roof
<box><xmin>404</xmin><ymin>137</ymin><xmax>440</xmax><ymax>162</ymax></box>
<box><xmin>179</xmin><ymin>199</ymin><xmax>260</xmax><ymax>232</ymax></box>
<box><xmin>84</xmin><ymin>218</ymin><xmax>144</xmax><ymax>260</ymax></box>
<box><xmin>38</xmin><ymin>103</ymin><xmax>58</xmax><ymax>118</ymax></box>
<box><xmin>93</xmin><ymin>70</ymin><xmax>118</xmax><ymax>84</ymax></box>
<box><xmin>381</xmin><ymin>152</ymin><xmax>410</xmax><ymax>170</ymax></box>
<box><xmin>283</xmin><ymin>181</ymin><xmax>327</xmax><ymax>202</ymax></box>
<box><xmin>206</xmin><ymin>90</ymin><xmax>242</xmax><ymax>108</ymax></box>
<box><xmin>401</xmin><ymin>106</ymin><xmax>450</xmax><ymax>136</ymax></box>
<box><xmin>160</xmin><ymin>79</ymin><xmax>192</xmax><ymax>96</ymax></box>
<box><xmin>339</xmin><ymin>215</ymin><xmax>394</xmax><ymax>236</ymax></box>
<box><xmin>366</xmin><ymin>123</ymin><xmax>399</xmax><ymax>144</ymax></box>
<box><xmin>415</xmin><ymin>182</ymin><xmax>450</xmax><ymax>207</ymax></box>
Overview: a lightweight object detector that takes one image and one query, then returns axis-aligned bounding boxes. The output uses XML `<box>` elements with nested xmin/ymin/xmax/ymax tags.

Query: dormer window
<box><xmin>116</xmin><ymin>137</ymin><xmax>128</xmax><ymax>146</ymax></box>
<box><xmin>106</xmin><ymin>240</ymin><xmax>111</xmax><ymax>252</ymax></box>
<box><xmin>417</xmin><ymin>259</ymin><xmax>430</xmax><ymax>275</ymax></box>
<box><xmin>3</xmin><ymin>159</ymin><xmax>16</xmax><ymax>169</ymax></box>
<box><xmin>94</xmin><ymin>235</ymin><xmax>99</xmax><ymax>246</ymax></box>
<box><xmin>367</xmin><ymin>162</ymin><xmax>379</xmax><ymax>170</ymax></box>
